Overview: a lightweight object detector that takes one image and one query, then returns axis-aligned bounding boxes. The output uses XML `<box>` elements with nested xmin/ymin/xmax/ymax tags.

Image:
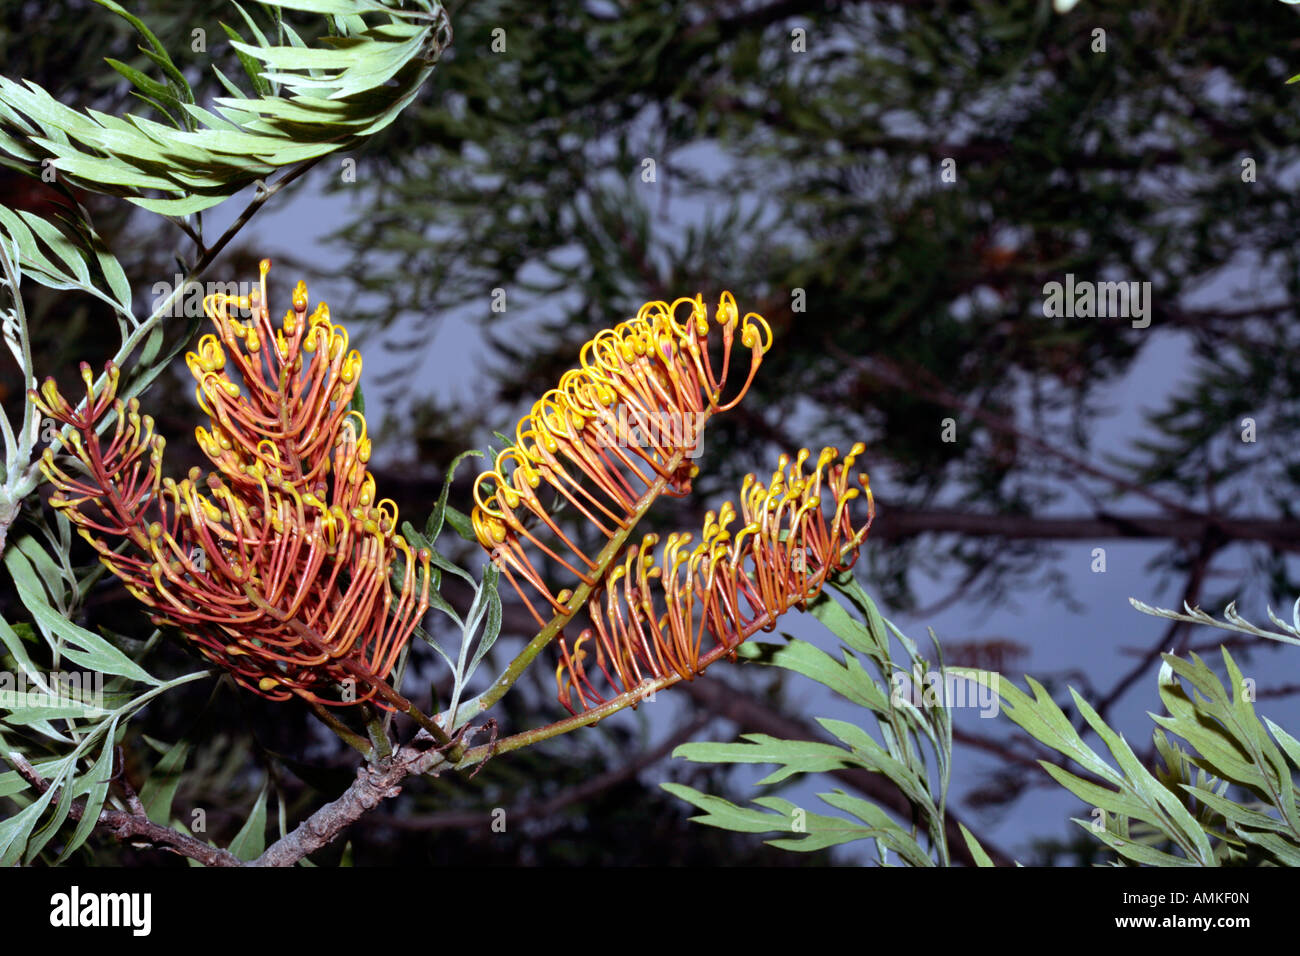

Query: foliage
<box><xmin>666</xmin><ymin>581</ymin><xmax>1300</xmax><ymax>866</ymax></box>
<box><xmin>0</xmin><ymin>0</ymin><xmax>884</xmax><ymax>866</ymax></box>
<box><xmin>0</xmin><ymin>0</ymin><xmax>453</xmax><ymax>864</ymax></box>
<box><xmin>664</xmin><ymin>570</ymin><xmax>983</xmax><ymax>866</ymax></box>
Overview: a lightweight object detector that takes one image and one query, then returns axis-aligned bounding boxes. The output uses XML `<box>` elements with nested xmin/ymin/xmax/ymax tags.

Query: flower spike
<box><xmin>554</xmin><ymin>444</ymin><xmax>874</xmax><ymax>713</ymax></box>
<box><xmin>471</xmin><ymin>292</ymin><xmax>772</xmax><ymax>627</ymax></box>
<box><xmin>30</xmin><ymin>261</ymin><xmax>431</xmax><ymax>709</ymax></box>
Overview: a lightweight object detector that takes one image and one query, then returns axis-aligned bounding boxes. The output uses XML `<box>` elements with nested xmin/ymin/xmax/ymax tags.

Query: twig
<box><xmin>6</xmin><ymin>751</ymin><xmax>241</xmax><ymax>867</ymax></box>
<box><xmin>251</xmin><ymin>731</ymin><xmax>451</xmax><ymax>867</ymax></box>
<box><xmin>386</xmin><ymin>715</ymin><xmax>711</xmax><ymax>830</ymax></box>
<box><xmin>308</xmin><ymin>701</ymin><xmax>373</xmax><ymax>760</ymax></box>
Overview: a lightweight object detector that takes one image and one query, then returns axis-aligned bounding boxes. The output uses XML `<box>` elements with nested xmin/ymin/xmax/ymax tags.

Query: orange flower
<box><xmin>471</xmin><ymin>292</ymin><xmax>771</xmax><ymax>627</ymax></box>
<box><xmin>30</xmin><ymin>261</ymin><xmax>430</xmax><ymax>708</ymax></box>
<box><xmin>469</xmin><ymin>292</ymin><xmax>875</xmax><ymax>714</ymax></box>
<box><xmin>556</xmin><ymin>445</ymin><xmax>873</xmax><ymax>713</ymax></box>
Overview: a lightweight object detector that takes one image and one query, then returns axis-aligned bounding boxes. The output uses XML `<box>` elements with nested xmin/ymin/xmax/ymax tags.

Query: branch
<box><xmin>867</xmin><ymin>507</ymin><xmax>1300</xmax><ymax>548</ymax></box>
<box><xmin>826</xmin><ymin>348</ymin><xmax>1203</xmax><ymax>521</ymax></box>
<box><xmin>6</xmin><ymin>751</ymin><xmax>241</xmax><ymax>867</ymax></box>
<box><xmin>382</xmin><ymin>716</ymin><xmax>711</xmax><ymax>831</ymax></box>
<box><xmin>251</xmin><ymin>732</ymin><xmax>450</xmax><ymax>867</ymax></box>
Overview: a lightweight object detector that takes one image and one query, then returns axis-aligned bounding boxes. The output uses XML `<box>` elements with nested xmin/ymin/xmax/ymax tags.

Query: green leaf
<box><xmin>660</xmin><ymin>782</ymin><xmax>790</xmax><ymax>835</ymax></box>
<box><xmin>425</xmin><ymin>449</ymin><xmax>484</xmax><ymax>545</ymax></box>
<box><xmin>138</xmin><ymin>739</ymin><xmax>191</xmax><ymax>825</ymax></box>
<box><xmin>228</xmin><ymin>783</ymin><xmax>269</xmax><ymax>861</ymax></box>
<box><xmin>465</xmin><ymin>562</ymin><xmax>502</xmax><ymax>677</ymax></box>
<box><xmin>0</xmin><ymin>779</ymin><xmax>59</xmax><ymax>866</ymax></box>
<box><xmin>738</xmin><ymin>639</ymin><xmax>889</xmax><ymax>712</ymax></box>
<box><xmin>5</xmin><ymin>547</ymin><xmax>161</xmax><ymax>686</ymax></box>
<box><xmin>818</xmin><ymin>790</ymin><xmax>934</xmax><ymax>866</ymax></box>
<box><xmin>91</xmin><ymin>0</ymin><xmax>193</xmax><ymax>102</ymax></box>
<box><xmin>958</xmin><ymin>822</ymin><xmax>996</xmax><ymax>867</ymax></box>
<box><xmin>672</xmin><ymin>734</ymin><xmax>854</xmax><ymax>785</ymax></box>
<box><xmin>56</xmin><ymin>717</ymin><xmax>120</xmax><ymax>862</ymax></box>
<box><xmin>443</xmin><ymin>505</ymin><xmax>476</xmax><ymax>543</ymax></box>
<box><xmin>1086</xmin><ymin>823</ymin><xmax>1198</xmax><ymax>866</ymax></box>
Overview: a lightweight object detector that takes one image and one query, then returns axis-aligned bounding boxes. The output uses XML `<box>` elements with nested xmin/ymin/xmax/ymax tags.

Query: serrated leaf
<box><xmin>818</xmin><ymin>790</ymin><xmax>934</xmax><ymax>866</ymax></box>
<box><xmin>660</xmin><ymin>782</ymin><xmax>786</xmax><ymax>834</ymax></box>
<box><xmin>740</xmin><ymin>639</ymin><xmax>888</xmax><ymax>712</ymax></box>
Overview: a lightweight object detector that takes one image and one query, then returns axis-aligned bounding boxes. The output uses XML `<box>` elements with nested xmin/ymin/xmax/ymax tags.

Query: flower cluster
<box><xmin>555</xmin><ymin>445</ymin><xmax>873</xmax><ymax>713</ymax></box>
<box><xmin>470</xmin><ymin>291</ymin><xmax>875</xmax><ymax>714</ymax></box>
<box><xmin>471</xmin><ymin>293</ymin><xmax>772</xmax><ymax>627</ymax></box>
<box><xmin>30</xmin><ymin>261</ymin><xmax>430</xmax><ymax>708</ymax></box>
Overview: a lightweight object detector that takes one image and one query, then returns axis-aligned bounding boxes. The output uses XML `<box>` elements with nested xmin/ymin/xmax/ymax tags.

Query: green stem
<box><xmin>308</xmin><ymin>701</ymin><xmax>372</xmax><ymax>759</ymax></box>
<box><xmin>362</xmin><ymin>704</ymin><xmax>393</xmax><ymax>762</ymax></box>
<box><xmin>453</xmin><ymin>533</ymin><xmax>872</xmax><ymax>768</ymax></box>
<box><xmin>455</xmin><ymin>674</ymin><xmax>677</xmax><ymax>766</ymax></box>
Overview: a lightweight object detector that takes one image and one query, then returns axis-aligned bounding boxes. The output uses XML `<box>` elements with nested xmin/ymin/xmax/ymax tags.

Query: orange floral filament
<box><xmin>555</xmin><ymin>444</ymin><xmax>874</xmax><ymax>713</ymax></box>
<box><xmin>30</xmin><ymin>261</ymin><xmax>430</xmax><ymax>709</ymax></box>
<box><xmin>471</xmin><ymin>292</ymin><xmax>772</xmax><ymax>627</ymax></box>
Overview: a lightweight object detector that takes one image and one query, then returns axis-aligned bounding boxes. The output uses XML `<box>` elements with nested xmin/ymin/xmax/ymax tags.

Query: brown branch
<box><xmin>251</xmin><ymin>731</ymin><xmax>450</xmax><ymax>867</ymax></box>
<box><xmin>5</xmin><ymin>751</ymin><xmax>241</xmax><ymax>867</ymax></box>
<box><xmin>380</xmin><ymin>715</ymin><xmax>712</xmax><ymax>832</ymax></box>
<box><xmin>1093</xmin><ymin>543</ymin><xmax>1214</xmax><ymax>726</ymax></box>
<box><xmin>867</xmin><ymin>506</ymin><xmax>1300</xmax><ymax>548</ymax></box>
<box><xmin>827</xmin><ymin>348</ymin><xmax>1202</xmax><ymax>521</ymax></box>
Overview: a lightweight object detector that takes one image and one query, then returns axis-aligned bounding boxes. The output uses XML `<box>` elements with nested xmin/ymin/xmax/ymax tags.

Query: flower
<box><xmin>555</xmin><ymin>444</ymin><xmax>873</xmax><ymax>713</ymax></box>
<box><xmin>468</xmin><ymin>291</ymin><xmax>875</xmax><ymax>714</ymax></box>
<box><xmin>471</xmin><ymin>292</ymin><xmax>772</xmax><ymax>627</ymax></box>
<box><xmin>30</xmin><ymin>261</ymin><xmax>430</xmax><ymax>709</ymax></box>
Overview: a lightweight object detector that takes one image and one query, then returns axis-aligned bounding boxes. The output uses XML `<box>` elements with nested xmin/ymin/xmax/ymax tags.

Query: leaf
<box><xmin>465</xmin><ymin>562</ymin><xmax>502</xmax><ymax>677</ymax></box>
<box><xmin>0</xmin><ymin>779</ymin><xmax>59</xmax><ymax>866</ymax></box>
<box><xmin>738</xmin><ymin>639</ymin><xmax>889</xmax><ymax>712</ymax></box>
<box><xmin>1072</xmin><ymin>688</ymin><xmax>1216</xmax><ymax>864</ymax></box>
<box><xmin>228</xmin><ymin>782</ymin><xmax>269</xmax><ymax>861</ymax></box>
<box><xmin>0</xmin><ymin>0</ymin><xmax>446</xmax><ymax>226</ymax></box>
<box><xmin>672</xmin><ymin>734</ymin><xmax>852</xmax><ymax>785</ymax></box>
<box><xmin>660</xmin><ymin>782</ymin><xmax>791</xmax><ymax>835</ymax></box>
<box><xmin>817</xmin><ymin>790</ymin><xmax>934</xmax><ymax>866</ymax></box>
<box><xmin>1086</xmin><ymin>823</ymin><xmax>1198</xmax><ymax>866</ymax></box>
<box><xmin>56</xmin><ymin>717</ymin><xmax>120</xmax><ymax>862</ymax></box>
<box><xmin>91</xmin><ymin>0</ymin><xmax>193</xmax><ymax>102</ymax></box>
<box><xmin>425</xmin><ymin>449</ymin><xmax>484</xmax><ymax>545</ymax></box>
<box><xmin>5</xmin><ymin>547</ymin><xmax>161</xmax><ymax>686</ymax></box>
<box><xmin>443</xmin><ymin>505</ymin><xmax>476</xmax><ymax>543</ymax></box>
<box><xmin>958</xmin><ymin>823</ymin><xmax>996</xmax><ymax>867</ymax></box>
<box><xmin>138</xmin><ymin>738</ymin><xmax>191</xmax><ymax>825</ymax></box>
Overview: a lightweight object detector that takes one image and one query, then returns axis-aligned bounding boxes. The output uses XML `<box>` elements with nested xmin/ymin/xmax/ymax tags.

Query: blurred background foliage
<box><xmin>3</xmin><ymin>0</ymin><xmax>1299</xmax><ymax>864</ymax></box>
